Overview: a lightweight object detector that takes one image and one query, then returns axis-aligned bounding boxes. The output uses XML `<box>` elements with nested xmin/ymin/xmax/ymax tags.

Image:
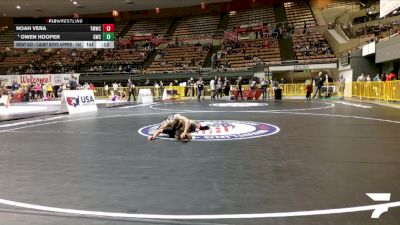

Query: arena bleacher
<box><xmin>2</xmin><ymin>0</ymin><xmax>399</xmax><ymax>77</ymax></box>
<box><xmin>146</xmin><ymin>43</ymin><xmax>210</xmax><ymax>73</ymax></box>
<box><xmin>125</xmin><ymin>18</ymin><xmax>173</xmax><ymax>37</ymax></box>
<box><xmin>284</xmin><ymin>0</ymin><xmax>336</xmax><ymax>63</ymax></box>
<box><xmin>226</xmin><ymin>6</ymin><xmax>275</xmax><ymax>31</ymax></box>
<box><xmin>173</xmin><ymin>14</ymin><xmax>219</xmax><ymax>38</ymax></box>
<box><xmin>217</xmin><ymin>38</ymin><xmax>281</xmax><ymax>70</ymax></box>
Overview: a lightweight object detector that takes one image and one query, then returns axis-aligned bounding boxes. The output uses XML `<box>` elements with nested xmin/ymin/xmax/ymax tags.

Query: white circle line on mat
<box><xmin>149</xmin><ymin>102</ymin><xmax>335</xmax><ymax>112</ymax></box>
<box><xmin>0</xmin><ymin>199</ymin><xmax>399</xmax><ymax>219</ymax></box>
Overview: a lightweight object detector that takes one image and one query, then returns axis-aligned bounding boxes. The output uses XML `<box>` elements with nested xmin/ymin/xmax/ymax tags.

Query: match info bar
<box><xmin>14</xmin><ymin>41</ymin><xmax>114</xmax><ymax>49</ymax></box>
<box><xmin>14</xmin><ymin>18</ymin><xmax>115</xmax><ymax>49</ymax></box>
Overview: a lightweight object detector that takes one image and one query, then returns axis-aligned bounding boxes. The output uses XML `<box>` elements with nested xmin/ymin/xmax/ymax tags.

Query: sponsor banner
<box><xmin>138</xmin><ymin>120</ymin><xmax>280</xmax><ymax>141</ymax></box>
<box><xmin>137</xmin><ymin>88</ymin><xmax>153</xmax><ymax>104</ymax></box>
<box><xmin>150</xmin><ymin>36</ymin><xmax>165</xmax><ymax>45</ymax></box>
<box><xmin>0</xmin><ymin>74</ymin><xmax>79</xmax><ymax>86</ymax></box>
<box><xmin>210</xmin><ymin>103</ymin><xmax>268</xmax><ymax>107</ymax></box>
<box><xmin>60</xmin><ymin>90</ymin><xmax>97</xmax><ymax>114</ymax></box>
<box><xmin>237</xmin><ymin>23</ymin><xmax>263</xmax><ymax>33</ymax></box>
<box><xmin>224</xmin><ymin>31</ymin><xmax>238</xmax><ymax>42</ymax></box>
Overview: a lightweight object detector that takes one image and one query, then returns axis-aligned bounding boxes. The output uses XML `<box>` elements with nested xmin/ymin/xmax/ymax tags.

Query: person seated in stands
<box><xmin>301</xmin><ymin>46</ymin><xmax>308</xmax><ymax>56</ymax></box>
<box><xmin>264</xmin><ymin>40</ymin><xmax>270</xmax><ymax>49</ymax></box>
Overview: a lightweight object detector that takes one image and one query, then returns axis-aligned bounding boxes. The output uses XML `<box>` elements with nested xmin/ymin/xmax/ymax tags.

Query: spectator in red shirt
<box><xmin>89</xmin><ymin>83</ymin><xmax>95</xmax><ymax>91</ymax></box>
<box><xmin>264</xmin><ymin>40</ymin><xmax>270</xmax><ymax>49</ymax></box>
<box><xmin>386</xmin><ymin>71</ymin><xmax>397</xmax><ymax>81</ymax></box>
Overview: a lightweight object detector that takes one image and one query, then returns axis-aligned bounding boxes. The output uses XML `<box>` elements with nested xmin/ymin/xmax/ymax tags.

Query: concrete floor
<box><xmin>0</xmin><ymin>99</ymin><xmax>399</xmax><ymax>225</ymax></box>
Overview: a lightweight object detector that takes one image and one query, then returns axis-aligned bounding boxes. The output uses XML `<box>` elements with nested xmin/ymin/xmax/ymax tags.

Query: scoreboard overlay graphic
<box><xmin>13</xmin><ymin>18</ymin><xmax>115</xmax><ymax>49</ymax></box>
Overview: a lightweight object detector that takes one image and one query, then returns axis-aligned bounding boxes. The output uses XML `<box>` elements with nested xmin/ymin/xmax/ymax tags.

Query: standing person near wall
<box><xmin>127</xmin><ymin>78</ymin><xmax>136</xmax><ymax>102</ymax></box>
<box><xmin>357</xmin><ymin>73</ymin><xmax>365</xmax><ymax>82</ymax></box>
<box><xmin>42</xmin><ymin>83</ymin><xmax>47</xmax><ymax>101</ymax></box>
<box><xmin>338</xmin><ymin>75</ymin><xmax>346</xmax><ymax>100</ymax></box>
<box><xmin>223</xmin><ymin>77</ymin><xmax>230</xmax><ymax>99</ymax></box>
<box><xmin>250</xmin><ymin>78</ymin><xmax>257</xmax><ymax>90</ymax></box>
<box><xmin>154</xmin><ymin>82</ymin><xmax>160</xmax><ymax>98</ymax></box>
<box><xmin>104</xmin><ymin>82</ymin><xmax>109</xmax><ymax>96</ymax></box>
<box><xmin>386</xmin><ymin>71</ymin><xmax>397</xmax><ymax>81</ymax></box>
<box><xmin>261</xmin><ymin>77</ymin><xmax>268</xmax><ymax>100</ymax></box>
<box><xmin>196</xmin><ymin>78</ymin><xmax>204</xmax><ymax>101</ymax></box>
<box><xmin>68</xmin><ymin>76</ymin><xmax>77</xmax><ymax>90</ymax></box>
<box><xmin>235</xmin><ymin>76</ymin><xmax>244</xmax><ymax>100</ymax></box>
<box><xmin>213</xmin><ymin>77</ymin><xmax>223</xmax><ymax>100</ymax></box>
<box><xmin>312</xmin><ymin>72</ymin><xmax>324</xmax><ymax>99</ymax></box>
<box><xmin>373</xmin><ymin>74</ymin><xmax>381</xmax><ymax>81</ymax></box>
<box><xmin>210</xmin><ymin>77</ymin><xmax>216</xmax><ymax>100</ymax></box>
<box><xmin>46</xmin><ymin>82</ymin><xmax>53</xmax><ymax>99</ymax></box>
<box><xmin>305</xmin><ymin>79</ymin><xmax>313</xmax><ymax>101</ymax></box>
<box><xmin>186</xmin><ymin>78</ymin><xmax>194</xmax><ymax>98</ymax></box>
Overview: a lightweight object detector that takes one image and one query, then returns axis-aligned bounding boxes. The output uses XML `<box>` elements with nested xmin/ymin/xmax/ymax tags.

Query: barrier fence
<box><xmin>93</xmin><ymin>81</ymin><xmax>400</xmax><ymax>102</ymax></box>
<box><xmin>352</xmin><ymin>81</ymin><xmax>400</xmax><ymax>101</ymax></box>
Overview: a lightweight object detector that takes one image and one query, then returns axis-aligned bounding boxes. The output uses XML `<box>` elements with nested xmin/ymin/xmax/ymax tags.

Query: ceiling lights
<box><xmin>16</xmin><ymin>5</ymin><xmax>21</xmax><ymax>9</ymax></box>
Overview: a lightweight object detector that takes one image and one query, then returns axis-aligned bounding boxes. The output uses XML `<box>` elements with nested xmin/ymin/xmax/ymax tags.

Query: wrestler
<box><xmin>148</xmin><ymin>114</ymin><xmax>209</xmax><ymax>141</ymax></box>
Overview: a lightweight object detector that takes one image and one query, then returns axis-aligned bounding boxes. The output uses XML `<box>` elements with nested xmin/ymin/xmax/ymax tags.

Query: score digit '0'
<box><xmin>102</xmin><ymin>24</ymin><xmax>115</xmax><ymax>32</ymax></box>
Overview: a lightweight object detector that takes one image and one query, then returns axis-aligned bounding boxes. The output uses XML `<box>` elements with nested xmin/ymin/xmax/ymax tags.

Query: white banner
<box><xmin>380</xmin><ymin>0</ymin><xmax>400</xmax><ymax>18</ymax></box>
<box><xmin>0</xmin><ymin>74</ymin><xmax>80</xmax><ymax>86</ymax></box>
<box><xmin>60</xmin><ymin>90</ymin><xmax>97</xmax><ymax>114</ymax></box>
<box><xmin>137</xmin><ymin>89</ymin><xmax>153</xmax><ymax>104</ymax></box>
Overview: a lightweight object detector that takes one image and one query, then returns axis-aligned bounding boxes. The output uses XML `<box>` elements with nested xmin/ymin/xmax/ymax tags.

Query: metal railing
<box><xmin>352</xmin><ymin>81</ymin><xmax>400</xmax><ymax>101</ymax></box>
<box><xmin>93</xmin><ymin>81</ymin><xmax>400</xmax><ymax>102</ymax></box>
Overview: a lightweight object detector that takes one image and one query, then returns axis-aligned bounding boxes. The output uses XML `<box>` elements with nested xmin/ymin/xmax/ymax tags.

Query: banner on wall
<box><xmin>237</xmin><ymin>23</ymin><xmax>263</xmax><ymax>33</ymax></box>
<box><xmin>0</xmin><ymin>74</ymin><xmax>80</xmax><ymax>86</ymax></box>
<box><xmin>380</xmin><ymin>0</ymin><xmax>400</xmax><ymax>18</ymax></box>
<box><xmin>60</xmin><ymin>90</ymin><xmax>97</xmax><ymax>114</ymax></box>
<box><xmin>224</xmin><ymin>32</ymin><xmax>238</xmax><ymax>42</ymax></box>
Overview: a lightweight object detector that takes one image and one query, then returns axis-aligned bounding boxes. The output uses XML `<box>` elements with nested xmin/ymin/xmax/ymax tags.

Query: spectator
<box><xmin>338</xmin><ymin>75</ymin><xmax>345</xmax><ymax>100</ymax></box>
<box><xmin>235</xmin><ymin>76</ymin><xmax>244</xmax><ymax>100</ymax></box>
<box><xmin>68</xmin><ymin>76</ymin><xmax>78</xmax><ymax>90</ymax></box>
<box><xmin>305</xmin><ymin>79</ymin><xmax>313</xmax><ymax>101</ymax></box>
<box><xmin>261</xmin><ymin>77</ymin><xmax>269</xmax><ymax>100</ymax></box>
<box><xmin>312</xmin><ymin>72</ymin><xmax>324</xmax><ymax>99</ymax></box>
<box><xmin>213</xmin><ymin>77</ymin><xmax>223</xmax><ymax>100</ymax></box>
<box><xmin>223</xmin><ymin>77</ymin><xmax>231</xmax><ymax>98</ymax></box>
<box><xmin>127</xmin><ymin>79</ymin><xmax>136</xmax><ymax>102</ymax></box>
<box><xmin>250</xmin><ymin>78</ymin><xmax>257</xmax><ymax>90</ymax></box>
<box><xmin>357</xmin><ymin>73</ymin><xmax>365</xmax><ymax>82</ymax></box>
<box><xmin>196</xmin><ymin>78</ymin><xmax>204</xmax><ymax>101</ymax></box>
<box><xmin>210</xmin><ymin>77</ymin><xmax>216</xmax><ymax>100</ymax></box>
<box><xmin>386</xmin><ymin>71</ymin><xmax>397</xmax><ymax>81</ymax></box>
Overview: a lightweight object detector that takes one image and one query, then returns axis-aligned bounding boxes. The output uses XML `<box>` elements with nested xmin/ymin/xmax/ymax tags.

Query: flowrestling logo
<box><xmin>138</xmin><ymin>120</ymin><xmax>279</xmax><ymax>141</ymax></box>
<box><xmin>210</xmin><ymin>103</ymin><xmax>268</xmax><ymax>107</ymax></box>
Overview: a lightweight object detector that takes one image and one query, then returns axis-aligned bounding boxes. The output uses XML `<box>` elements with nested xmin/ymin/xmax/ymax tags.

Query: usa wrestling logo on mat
<box><xmin>138</xmin><ymin>120</ymin><xmax>280</xmax><ymax>141</ymax></box>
